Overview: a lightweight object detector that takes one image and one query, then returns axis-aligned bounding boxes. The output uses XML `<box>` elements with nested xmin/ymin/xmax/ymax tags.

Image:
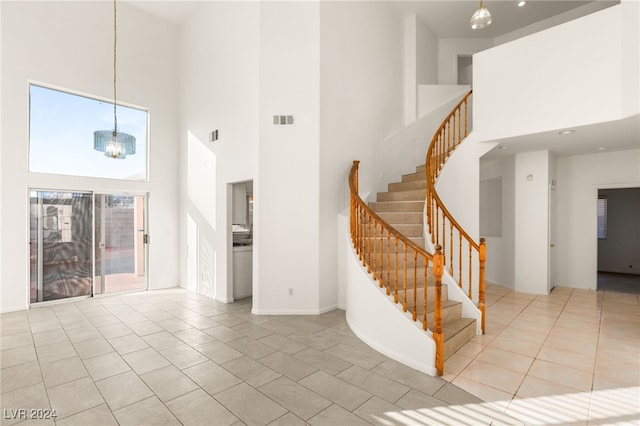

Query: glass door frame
<box><xmin>93</xmin><ymin>191</ymin><xmax>149</xmax><ymax>298</ymax></box>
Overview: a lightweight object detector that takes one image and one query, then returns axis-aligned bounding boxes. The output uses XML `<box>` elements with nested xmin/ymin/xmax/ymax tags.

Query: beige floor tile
<box><xmin>126</xmin><ymin>320</ymin><xmax>164</xmax><ymax>336</ymax></box>
<box><xmin>96</xmin><ymin>371</ymin><xmax>154</xmax><ymax>411</ymax></box>
<box><xmin>203</xmin><ymin>325</ymin><xmax>245</xmax><ymax>343</ymax></box>
<box><xmin>308</xmin><ymin>404</ymin><xmax>372</xmax><ymax>426</ymax></box>
<box><xmin>258</xmin><ymin>333</ymin><xmax>308</xmax><ymax>355</ymax></box>
<box><xmin>194</xmin><ymin>340</ymin><xmax>245</xmax><ymax>364</ymax></box>
<box><xmin>73</xmin><ymin>337</ymin><xmax>114</xmax><ymax>359</ymax></box>
<box><xmin>141</xmin><ymin>330</ymin><xmax>183</xmax><ymax>351</ymax></box>
<box><xmin>474</xmin><ymin>346</ymin><xmax>535</xmax><ymax>375</ymax></box>
<box><xmin>83</xmin><ymin>351</ymin><xmax>131</xmax><ymax>381</ymax></box>
<box><xmin>32</xmin><ymin>329</ymin><xmax>69</xmax><ymax>347</ymax></box>
<box><xmin>394</xmin><ymin>388</ymin><xmax>447</xmax><ymax>409</ymax></box>
<box><xmin>97</xmin><ymin>323</ymin><xmax>132</xmax><ymax>339</ymax></box>
<box><xmin>221</xmin><ymin>356</ymin><xmax>281</xmax><ymax>387</ymax></box>
<box><xmin>259</xmin><ymin>376</ymin><xmax>332</xmax><ymax>420</ymax></box>
<box><xmin>324</xmin><ymin>343</ymin><xmax>387</xmax><ymax>370</ymax></box>
<box><xmin>0</xmin><ymin>383</ymin><xmax>50</xmax><ymax>426</ymax></box>
<box><xmin>65</xmin><ymin>326</ymin><xmax>102</xmax><ymax>343</ymax></box>
<box><xmin>529</xmin><ymin>359</ymin><xmax>593</xmax><ymax>392</ymax></box>
<box><xmin>459</xmin><ymin>360</ymin><xmax>526</xmax><ymax>395</ymax></box>
<box><xmin>536</xmin><ymin>345</ymin><xmax>596</xmax><ymax>372</ymax></box>
<box><xmin>108</xmin><ymin>333</ymin><xmax>149</xmax><ymax>355</ymax></box>
<box><xmin>453</xmin><ymin>341</ymin><xmax>484</xmax><ymax>358</ymax></box>
<box><xmin>122</xmin><ymin>347</ymin><xmax>170</xmax><ymax>375</ymax></box>
<box><xmin>173</xmin><ymin>328</ymin><xmax>216</xmax><ymax>346</ymax></box>
<box><xmin>183</xmin><ymin>360</ymin><xmax>241</xmax><ymax>394</ymax></box>
<box><xmin>140</xmin><ymin>364</ymin><xmax>199</xmax><ymax>402</ymax></box>
<box><xmin>113</xmin><ymin>396</ymin><xmax>180</xmax><ymax>426</ymax></box>
<box><xmin>1</xmin><ymin>331</ymin><xmax>33</xmax><ymax>350</ymax></box>
<box><xmin>47</xmin><ymin>377</ymin><xmax>105</xmax><ymax>419</ymax></box>
<box><xmin>259</xmin><ymin>351</ymin><xmax>318</xmax><ymax>381</ymax></box>
<box><xmin>491</xmin><ymin>334</ymin><xmax>543</xmax><ymax>357</ymax></box>
<box><xmin>215</xmin><ymin>383</ymin><xmax>288</xmax><ymax>426</ymax></box>
<box><xmin>450</xmin><ymin>376</ymin><xmax>513</xmax><ymax>407</ymax></box>
<box><xmin>166</xmin><ymin>389</ymin><xmax>238</xmax><ymax>426</ymax></box>
<box><xmin>156</xmin><ymin>317</ymin><xmax>193</xmax><ymax>333</ymax></box>
<box><xmin>227</xmin><ymin>336</ymin><xmax>278</xmax><ymax>359</ymax></box>
<box><xmin>209</xmin><ymin>314</ymin><xmax>246</xmax><ymax>328</ymax></box>
<box><xmin>159</xmin><ymin>343</ymin><xmax>208</xmax><ymax>370</ymax></box>
<box><xmin>267</xmin><ymin>412</ymin><xmax>307</xmax><ymax>426</ymax></box>
<box><xmin>515</xmin><ymin>375</ymin><xmax>581</xmax><ymax>399</ymax></box>
<box><xmin>35</xmin><ymin>340</ymin><xmax>77</xmax><ymax>364</ymax></box>
<box><xmin>352</xmin><ymin>396</ymin><xmax>404</xmax><ymax>426</ymax></box>
<box><xmin>292</xmin><ymin>348</ymin><xmax>352</xmax><ymax>376</ymax></box>
<box><xmin>299</xmin><ymin>370</ymin><xmax>372</xmax><ymax>411</ymax></box>
<box><xmin>40</xmin><ymin>356</ymin><xmax>89</xmax><ymax>388</ymax></box>
<box><xmin>372</xmin><ymin>359</ymin><xmax>446</xmax><ymax>396</ymax></box>
<box><xmin>336</xmin><ymin>365</ymin><xmax>410</xmax><ymax>403</ymax></box>
<box><xmin>0</xmin><ymin>361</ymin><xmax>43</xmax><ymax>393</ymax></box>
<box><xmin>1</xmin><ymin>344</ymin><xmax>38</xmax><ymax>368</ymax></box>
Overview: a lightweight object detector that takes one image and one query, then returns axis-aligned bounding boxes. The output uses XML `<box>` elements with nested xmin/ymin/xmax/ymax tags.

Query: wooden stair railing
<box><xmin>349</xmin><ymin>161</ymin><xmax>447</xmax><ymax>375</ymax></box>
<box><xmin>425</xmin><ymin>90</ymin><xmax>487</xmax><ymax>334</ymax></box>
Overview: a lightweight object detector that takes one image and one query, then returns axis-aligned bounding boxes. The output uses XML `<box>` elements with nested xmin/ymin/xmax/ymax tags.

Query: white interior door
<box><xmin>548</xmin><ymin>184</ymin><xmax>558</xmax><ymax>293</ymax></box>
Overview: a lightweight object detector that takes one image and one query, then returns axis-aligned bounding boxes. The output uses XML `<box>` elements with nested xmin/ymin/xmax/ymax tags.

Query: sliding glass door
<box><xmin>94</xmin><ymin>194</ymin><xmax>147</xmax><ymax>295</ymax></box>
<box><xmin>29</xmin><ymin>190</ymin><xmax>147</xmax><ymax>304</ymax></box>
<box><xmin>29</xmin><ymin>191</ymin><xmax>93</xmax><ymax>303</ymax></box>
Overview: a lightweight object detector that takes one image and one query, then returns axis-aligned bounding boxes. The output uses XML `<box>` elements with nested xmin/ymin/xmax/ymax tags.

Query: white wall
<box><xmin>598</xmin><ymin>188</ymin><xmax>640</xmax><ymax>275</ymax></box>
<box><xmin>438</xmin><ymin>38</ymin><xmax>493</xmax><ymax>85</ymax></box>
<box><xmin>418</xmin><ymin>85</ymin><xmax>470</xmax><ymax>119</ymax></box>
<box><xmin>257</xmin><ymin>1</ymin><xmax>322</xmax><ymax>314</ymax></box>
<box><xmin>557</xmin><ymin>149</ymin><xmax>640</xmax><ymax>290</ymax></box>
<box><xmin>514</xmin><ymin>151</ymin><xmax>552</xmax><ymax>294</ymax></box>
<box><xmin>473</xmin><ymin>4</ymin><xmax>631</xmax><ymax>144</ymax></box>
<box><xmin>178</xmin><ymin>2</ymin><xmax>260</xmax><ymax>304</ymax></box>
<box><xmin>320</xmin><ymin>1</ymin><xmax>404</xmax><ymax>312</ymax></box>
<box><xmin>1</xmin><ymin>1</ymin><xmax>179</xmax><ymax>312</ymax></box>
<box><xmin>416</xmin><ymin>17</ymin><xmax>438</xmax><ymax>85</ymax></box>
<box><xmin>480</xmin><ymin>157</ymin><xmax>515</xmax><ymax>288</ymax></box>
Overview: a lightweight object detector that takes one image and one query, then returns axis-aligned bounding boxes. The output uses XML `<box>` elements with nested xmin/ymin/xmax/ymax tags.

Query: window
<box><xmin>597</xmin><ymin>196</ymin><xmax>607</xmax><ymax>239</ymax></box>
<box><xmin>29</xmin><ymin>84</ymin><xmax>147</xmax><ymax>181</ymax></box>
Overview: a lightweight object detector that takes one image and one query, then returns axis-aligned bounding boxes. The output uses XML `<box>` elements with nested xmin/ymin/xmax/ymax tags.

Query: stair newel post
<box><xmin>433</xmin><ymin>245</ymin><xmax>445</xmax><ymax>376</ymax></box>
<box><xmin>479</xmin><ymin>238</ymin><xmax>486</xmax><ymax>335</ymax></box>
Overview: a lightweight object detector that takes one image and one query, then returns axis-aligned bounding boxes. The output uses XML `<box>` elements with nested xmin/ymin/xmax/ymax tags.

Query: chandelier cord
<box><xmin>113</xmin><ymin>0</ymin><xmax>118</xmax><ymax>135</ymax></box>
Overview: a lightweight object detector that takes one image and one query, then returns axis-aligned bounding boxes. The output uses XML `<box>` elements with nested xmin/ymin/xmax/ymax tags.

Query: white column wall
<box><xmin>437</xmin><ymin>38</ymin><xmax>493</xmax><ymax>85</ymax></box>
<box><xmin>556</xmin><ymin>149</ymin><xmax>640</xmax><ymax>290</ymax></box>
<box><xmin>320</xmin><ymin>1</ymin><xmax>404</xmax><ymax>311</ymax></box>
<box><xmin>1</xmin><ymin>2</ymin><xmax>179</xmax><ymax>312</ymax></box>
<box><xmin>514</xmin><ymin>151</ymin><xmax>551</xmax><ymax>294</ymax></box>
<box><xmin>256</xmin><ymin>1</ymin><xmax>322</xmax><ymax>314</ymax></box>
<box><xmin>178</xmin><ymin>2</ymin><xmax>260</xmax><ymax>303</ymax></box>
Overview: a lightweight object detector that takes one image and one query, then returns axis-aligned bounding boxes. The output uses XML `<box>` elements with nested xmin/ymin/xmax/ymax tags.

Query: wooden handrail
<box><xmin>424</xmin><ymin>90</ymin><xmax>486</xmax><ymax>334</ymax></box>
<box><xmin>349</xmin><ymin>161</ymin><xmax>446</xmax><ymax>375</ymax></box>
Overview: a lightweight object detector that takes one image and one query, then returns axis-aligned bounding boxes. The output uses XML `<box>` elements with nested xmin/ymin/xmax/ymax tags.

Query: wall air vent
<box><xmin>273</xmin><ymin>115</ymin><xmax>295</xmax><ymax>126</ymax></box>
<box><xmin>209</xmin><ymin>129</ymin><xmax>219</xmax><ymax>143</ymax></box>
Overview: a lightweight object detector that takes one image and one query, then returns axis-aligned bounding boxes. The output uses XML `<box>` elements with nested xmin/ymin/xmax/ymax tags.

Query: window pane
<box><xmin>29</xmin><ymin>85</ymin><xmax>147</xmax><ymax>181</ymax></box>
<box><xmin>597</xmin><ymin>197</ymin><xmax>607</xmax><ymax>239</ymax></box>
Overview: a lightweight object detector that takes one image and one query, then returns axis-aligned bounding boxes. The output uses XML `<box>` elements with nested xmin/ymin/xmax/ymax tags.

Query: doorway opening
<box><xmin>231</xmin><ymin>181</ymin><xmax>253</xmax><ymax>302</ymax></box>
<box><xmin>596</xmin><ymin>187</ymin><xmax>640</xmax><ymax>294</ymax></box>
<box><xmin>457</xmin><ymin>55</ymin><xmax>473</xmax><ymax>86</ymax></box>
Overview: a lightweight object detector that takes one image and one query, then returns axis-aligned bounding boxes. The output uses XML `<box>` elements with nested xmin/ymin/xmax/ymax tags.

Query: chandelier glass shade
<box><xmin>94</xmin><ymin>0</ymin><xmax>136</xmax><ymax>160</ymax></box>
<box><xmin>470</xmin><ymin>0</ymin><xmax>492</xmax><ymax>30</ymax></box>
<box><xmin>94</xmin><ymin>130</ymin><xmax>136</xmax><ymax>159</ymax></box>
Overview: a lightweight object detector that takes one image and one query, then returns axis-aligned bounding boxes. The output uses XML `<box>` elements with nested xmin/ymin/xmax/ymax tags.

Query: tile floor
<box><xmin>1</xmin><ymin>288</ymin><xmax>521</xmax><ymax>426</ymax></box>
<box><xmin>445</xmin><ymin>284</ymin><xmax>640</xmax><ymax>426</ymax></box>
<box><xmin>1</xmin><ymin>284</ymin><xmax>638</xmax><ymax>425</ymax></box>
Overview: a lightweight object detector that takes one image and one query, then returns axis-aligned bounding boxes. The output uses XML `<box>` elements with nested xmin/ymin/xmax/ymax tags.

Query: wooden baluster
<box><xmin>359</xmin><ymin>208</ymin><xmax>364</xmax><ymax>263</ymax></box>
<box><xmin>422</xmin><ymin>255</ymin><xmax>428</xmax><ymax>330</ymax></box>
<box><xmin>394</xmin><ymin>237</ymin><xmax>399</xmax><ymax>303</ymax></box>
<box><xmin>372</xmin><ymin>219</ymin><xmax>377</xmax><ymax>281</ymax></box>
<box><xmin>413</xmin><ymin>250</ymin><xmax>418</xmax><ymax>321</ymax></box>
<box><xmin>433</xmin><ymin>245</ymin><xmax>444</xmax><ymax>376</ymax></box>
<box><xmin>468</xmin><ymin>243</ymin><xmax>473</xmax><ymax>299</ymax></box>
<box><xmin>459</xmin><ymin>233</ymin><xmax>463</xmax><ymax>288</ymax></box>
<box><xmin>403</xmin><ymin>242</ymin><xmax>408</xmax><ymax>312</ymax></box>
<box><xmin>465</xmin><ymin>98</ymin><xmax>469</xmax><ymax>138</ymax></box>
<box><xmin>367</xmin><ymin>214</ymin><xmax>371</xmax><ymax>273</ymax></box>
<box><xmin>441</xmin><ymin>216</ymin><xmax>446</xmax><ymax>268</ymax></box>
<box><xmin>479</xmin><ymin>238</ymin><xmax>486</xmax><ymax>335</ymax></box>
<box><xmin>386</xmin><ymin>229</ymin><xmax>391</xmax><ymax>295</ymax></box>
<box><xmin>458</xmin><ymin>108</ymin><xmax>462</xmax><ymax>144</ymax></box>
<box><xmin>450</xmin><ymin>115</ymin><xmax>454</xmax><ymax>156</ymax></box>
<box><xmin>449</xmin><ymin>222</ymin><xmax>454</xmax><ymax>276</ymax></box>
<box><xmin>435</xmin><ymin>205</ymin><xmax>439</xmax><ymax>246</ymax></box>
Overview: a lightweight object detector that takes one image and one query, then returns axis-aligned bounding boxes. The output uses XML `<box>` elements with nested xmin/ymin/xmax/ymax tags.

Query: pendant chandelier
<box><xmin>94</xmin><ymin>0</ymin><xmax>136</xmax><ymax>160</ymax></box>
<box><xmin>470</xmin><ymin>0</ymin><xmax>492</xmax><ymax>30</ymax></box>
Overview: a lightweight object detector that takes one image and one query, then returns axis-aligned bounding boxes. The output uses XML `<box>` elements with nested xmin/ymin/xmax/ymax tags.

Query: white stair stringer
<box><xmin>343</xmin><ymin>222</ymin><xmax>437</xmax><ymax>377</ymax></box>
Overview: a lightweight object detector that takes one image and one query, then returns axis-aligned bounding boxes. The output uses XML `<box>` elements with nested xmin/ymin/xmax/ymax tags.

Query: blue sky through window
<box><xmin>29</xmin><ymin>85</ymin><xmax>148</xmax><ymax>181</ymax></box>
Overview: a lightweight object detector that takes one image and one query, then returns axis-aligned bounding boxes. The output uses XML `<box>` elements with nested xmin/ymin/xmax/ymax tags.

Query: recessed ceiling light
<box><xmin>498</xmin><ymin>146</ymin><xmax>509</xmax><ymax>150</ymax></box>
<box><xmin>597</xmin><ymin>147</ymin><xmax>606</xmax><ymax>151</ymax></box>
<box><xmin>518</xmin><ymin>1</ymin><xmax>526</xmax><ymax>7</ymax></box>
<box><xmin>558</xmin><ymin>130</ymin><xmax>575</xmax><ymax>135</ymax></box>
